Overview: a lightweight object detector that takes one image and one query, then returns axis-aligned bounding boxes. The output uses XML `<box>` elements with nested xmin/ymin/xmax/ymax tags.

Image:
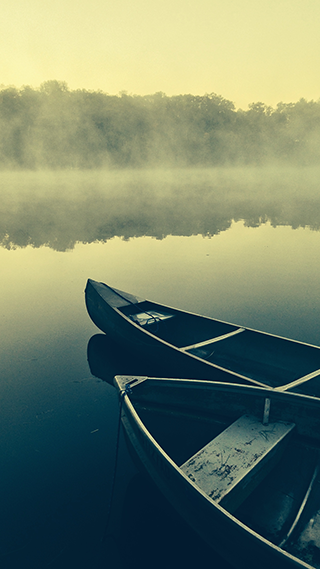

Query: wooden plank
<box><xmin>181</xmin><ymin>327</ymin><xmax>245</xmax><ymax>352</ymax></box>
<box><xmin>181</xmin><ymin>415</ymin><xmax>295</xmax><ymax>513</ymax></box>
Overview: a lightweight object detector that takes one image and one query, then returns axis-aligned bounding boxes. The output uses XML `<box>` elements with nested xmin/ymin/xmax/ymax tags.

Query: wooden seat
<box><xmin>181</xmin><ymin>414</ymin><xmax>295</xmax><ymax>513</ymax></box>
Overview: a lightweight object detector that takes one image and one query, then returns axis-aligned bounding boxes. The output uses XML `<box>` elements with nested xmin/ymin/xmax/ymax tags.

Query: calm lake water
<box><xmin>1</xmin><ymin>167</ymin><xmax>320</xmax><ymax>568</ymax></box>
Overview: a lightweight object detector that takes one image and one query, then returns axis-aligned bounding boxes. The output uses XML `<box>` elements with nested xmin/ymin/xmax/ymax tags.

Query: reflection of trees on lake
<box><xmin>1</xmin><ymin>81</ymin><xmax>320</xmax><ymax>169</ymax></box>
<box><xmin>1</xmin><ymin>168</ymin><xmax>320</xmax><ymax>251</ymax></box>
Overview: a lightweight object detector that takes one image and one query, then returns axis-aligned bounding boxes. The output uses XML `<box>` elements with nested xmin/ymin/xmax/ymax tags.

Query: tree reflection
<box><xmin>1</xmin><ymin>168</ymin><xmax>320</xmax><ymax>251</ymax></box>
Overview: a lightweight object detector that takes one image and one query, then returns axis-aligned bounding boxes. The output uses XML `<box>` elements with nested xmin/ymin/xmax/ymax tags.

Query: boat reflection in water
<box><xmin>87</xmin><ymin>334</ymin><xmax>233</xmax><ymax>569</ymax></box>
<box><xmin>118</xmin><ymin>472</ymin><xmax>233</xmax><ymax>569</ymax></box>
<box><xmin>87</xmin><ymin>333</ymin><xmax>161</xmax><ymax>385</ymax></box>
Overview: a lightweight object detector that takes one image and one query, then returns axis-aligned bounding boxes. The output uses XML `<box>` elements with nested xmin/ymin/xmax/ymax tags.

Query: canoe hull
<box><xmin>116</xmin><ymin>377</ymin><xmax>319</xmax><ymax>569</ymax></box>
<box><xmin>85</xmin><ymin>279</ymin><xmax>256</xmax><ymax>384</ymax></box>
<box><xmin>85</xmin><ymin>279</ymin><xmax>320</xmax><ymax>393</ymax></box>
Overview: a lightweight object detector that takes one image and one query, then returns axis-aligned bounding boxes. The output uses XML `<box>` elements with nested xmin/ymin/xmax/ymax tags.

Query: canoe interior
<box><xmin>125</xmin><ymin>379</ymin><xmax>320</xmax><ymax>568</ymax></box>
<box><xmin>120</xmin><ymin>300</ymin><xmax>239</xmax><ymax>348</ymax></box>
<box><xmin>120</xmin><ymin>300</ymin><xmax>320</xmax><ymax>389</ymax></box>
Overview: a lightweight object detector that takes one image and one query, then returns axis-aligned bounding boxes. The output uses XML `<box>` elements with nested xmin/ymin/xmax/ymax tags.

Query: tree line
<box><xmin>0</xmin><ymin>80</ymin><xmax>320</xmax><ymax>169</ymax></box>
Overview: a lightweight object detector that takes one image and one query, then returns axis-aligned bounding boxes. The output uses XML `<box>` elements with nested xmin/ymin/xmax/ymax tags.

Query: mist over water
<box><xmin>1</xmin><ymin>166</ymin><xmax>320</xmax><ymax>251</ymax></box>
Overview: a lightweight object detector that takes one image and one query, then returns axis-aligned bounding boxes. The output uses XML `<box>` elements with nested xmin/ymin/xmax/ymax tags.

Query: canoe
<box><xmin>113</xmin><ymin>374</ymin><xmax>320</xmax><ymax>569</ymax></box>
<box><xmin>85</xmin><ymin>279</ymin><xmax>320</xmax><ymax>394</ymax></box>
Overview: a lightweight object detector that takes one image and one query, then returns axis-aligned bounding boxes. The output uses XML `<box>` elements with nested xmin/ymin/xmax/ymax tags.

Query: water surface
<box><xmin>1</xmin><ymin>168</ymin><xmax>320</xmax><ymax>568</ymax></box>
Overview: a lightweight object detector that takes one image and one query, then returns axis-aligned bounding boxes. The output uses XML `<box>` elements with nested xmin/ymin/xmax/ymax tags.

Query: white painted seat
<box><xmin>181</xmin><ymin>414</ymin><xmax>295</xmax><ymax>513</ymax></box>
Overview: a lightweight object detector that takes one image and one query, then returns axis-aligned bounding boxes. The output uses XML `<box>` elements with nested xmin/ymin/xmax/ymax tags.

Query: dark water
<box><xmin>1</xmin><ymin>168</ymin><xmax>320</xmax><ymax>568</ymax></box>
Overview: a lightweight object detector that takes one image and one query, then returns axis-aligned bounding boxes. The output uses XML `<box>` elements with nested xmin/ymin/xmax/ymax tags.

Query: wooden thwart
<box><xmin>181</xmin><ymin>327</ymin><xmax>245</xmax><ymax>352</ymax></box>
<box><xmin>275</xmin><ymin>368</ymin><xmax>320</xmax><ymax>393</ymax></box>
<box><xmin>181</xmin><ymin>414</ymin><xmax>295</xmax><ymax>513</ymax></box>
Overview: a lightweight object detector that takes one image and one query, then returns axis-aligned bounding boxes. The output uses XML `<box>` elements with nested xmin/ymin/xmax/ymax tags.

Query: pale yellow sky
<box><xmin>1</xmin><ymin>0</ymin><xmax>320</xmax><ymax>109</ymax></box>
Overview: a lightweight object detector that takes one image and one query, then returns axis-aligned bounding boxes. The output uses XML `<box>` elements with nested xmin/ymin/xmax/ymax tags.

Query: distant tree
<box><xmin>0</xmin><ymin>84</ymin><xmax>320</xmax><ymax>168</ymax></box>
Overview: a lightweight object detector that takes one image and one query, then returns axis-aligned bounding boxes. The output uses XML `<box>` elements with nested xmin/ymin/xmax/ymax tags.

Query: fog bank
<box><xmin>1</xmin><ymin>82</ymin><xmax>320</xmax><ymax>169</ymax></box>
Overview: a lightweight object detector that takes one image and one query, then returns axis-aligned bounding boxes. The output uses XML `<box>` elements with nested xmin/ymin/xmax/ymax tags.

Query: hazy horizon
<box><xmin>1</xmin><ymin>0</ymin><xmax>320</xmax><ymax>110</ymax></box>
